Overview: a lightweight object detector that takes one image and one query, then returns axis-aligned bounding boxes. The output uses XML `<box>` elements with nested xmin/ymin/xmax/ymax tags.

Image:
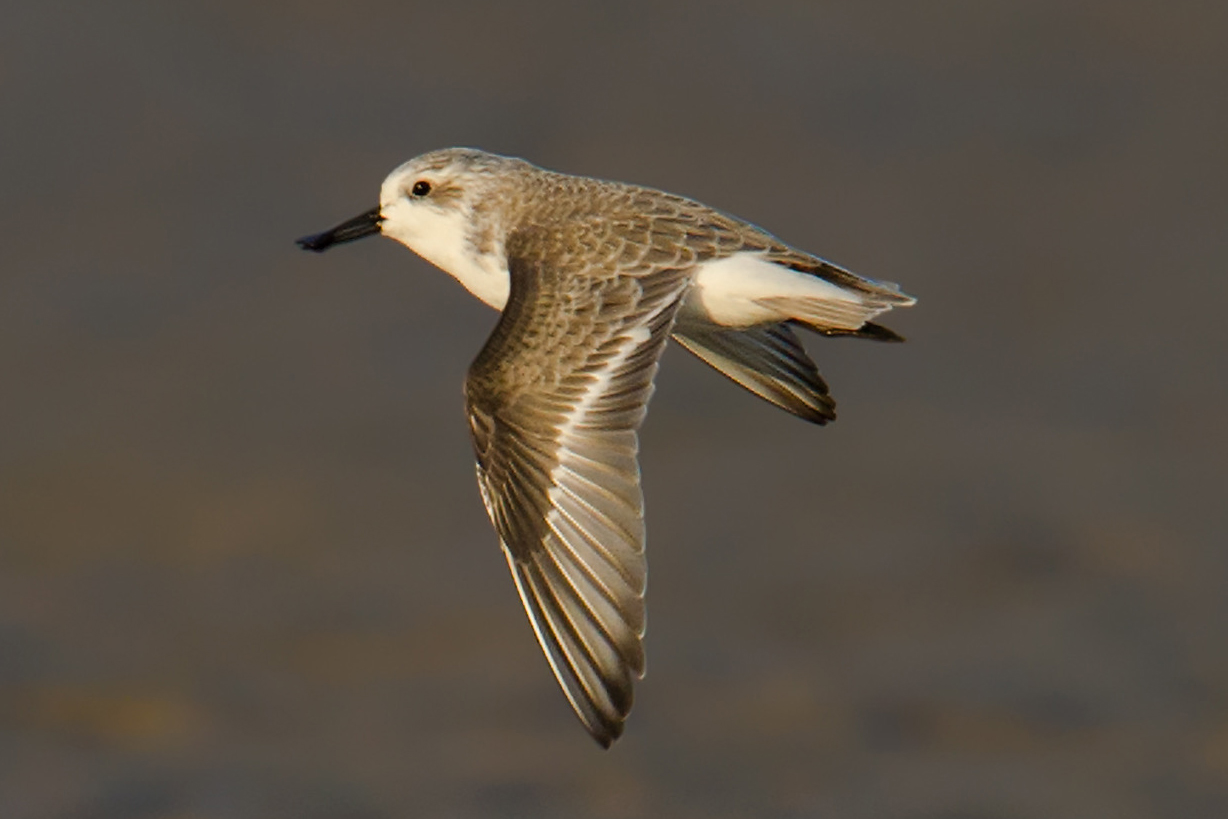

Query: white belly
<box><xmin>681</xmin><ymin>252</ymin><xmax>871</xmax><ymax>329</ymax></box>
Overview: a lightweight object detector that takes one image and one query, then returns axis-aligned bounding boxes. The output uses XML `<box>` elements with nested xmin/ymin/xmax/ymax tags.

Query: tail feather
<box><xmin>777</xmin><ymin>256</ymin><xmax>917</xmax><ymax>307</ymax></box>
<box><xmin>767</xmin><ymin>255</ymin><xmax>916</xmax><ymax>334</ymax></box>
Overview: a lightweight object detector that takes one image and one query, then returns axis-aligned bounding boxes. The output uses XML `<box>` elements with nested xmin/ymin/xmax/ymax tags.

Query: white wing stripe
<box><xmin>553</xmin><ymin>324</ymin><xmax>651</xmax><ymax>443</ymax></box>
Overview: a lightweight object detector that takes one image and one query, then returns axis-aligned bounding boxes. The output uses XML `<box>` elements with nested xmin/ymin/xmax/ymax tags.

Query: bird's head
<box><xmin>296</xmin><ymin>148</ymin><xmax>523</xmax><ymax>259</ymax></box>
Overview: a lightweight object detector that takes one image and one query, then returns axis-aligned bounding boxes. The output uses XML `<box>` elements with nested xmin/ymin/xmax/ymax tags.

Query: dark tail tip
<box><xmin>848</xmin><ymin>321</ymin><xmax>906</xmax><ymax>343</ymax></box>
<box><xmin>794</xmin><ymin>320</ymin><xmax>906</xmax><ymax>343</ymax></box>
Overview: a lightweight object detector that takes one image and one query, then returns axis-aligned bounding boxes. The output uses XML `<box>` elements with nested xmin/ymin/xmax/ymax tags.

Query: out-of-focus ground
<box><xmin>2</xmin><ymin>2</ymin><xmax>1226</xmax><ymax>817</ymax></box>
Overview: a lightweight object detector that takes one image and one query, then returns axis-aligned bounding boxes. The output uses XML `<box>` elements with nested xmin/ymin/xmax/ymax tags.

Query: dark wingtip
<box><xmin>800</xmin><ymin>406</ymin><xmax>837</xmax><ymax>426</ymax></box>
<box><xmin>585</xmin><ymin>715</ymin><xmax>623</xmax><ymax>749</ymax></box>
<box><xmin>788</xmin><ymin>396</ymin><xmax>836</xmax><ymax>426</ymax></box>
<box><xmin>295</xmin><ymin>232</ymin><xmax>332</xmax><ymax>252</ymax></box>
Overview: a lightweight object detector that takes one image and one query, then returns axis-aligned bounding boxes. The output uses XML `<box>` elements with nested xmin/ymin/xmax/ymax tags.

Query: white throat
<box><xmin>380</xmin><ymin>201</ymin><xmax>510</xmax><ymax>310</ymax></box>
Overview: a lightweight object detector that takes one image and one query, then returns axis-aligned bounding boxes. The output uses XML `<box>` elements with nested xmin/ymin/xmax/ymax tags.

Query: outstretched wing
<box><xmin>464</xmin><ymin>226</ymin><xmax>693</xmax><ymax>747</ymax></box>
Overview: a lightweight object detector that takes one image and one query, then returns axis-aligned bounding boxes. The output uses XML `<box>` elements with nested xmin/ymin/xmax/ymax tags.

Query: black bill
<box><xmin>296</xmin><ymin>206</ymin><xmax>382</xmax><ymax>252</ymax></box>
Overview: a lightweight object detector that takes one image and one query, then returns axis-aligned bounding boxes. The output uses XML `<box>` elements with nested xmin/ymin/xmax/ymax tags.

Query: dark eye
<box><xmin>411</xmin><ymin>180</ymin><xmax>432</xmax><ymax>197</ymax></box>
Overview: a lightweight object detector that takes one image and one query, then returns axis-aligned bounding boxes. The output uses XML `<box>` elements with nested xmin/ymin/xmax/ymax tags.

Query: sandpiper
<box><xmin>297</xmin><ymin>148</ymin><xmax>915</xmax><ymax>746</ymax></box>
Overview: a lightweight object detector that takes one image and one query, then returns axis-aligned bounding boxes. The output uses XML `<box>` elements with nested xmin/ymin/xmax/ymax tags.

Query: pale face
<box><xmin>376</xmin><ymin>159</ymin><xmax>512</xmax><ymax>309</ymax></box>
<box><xmin>295</xmin><ymin>150</ymin><xmax>517</xmax><ymax>309</ymax></box>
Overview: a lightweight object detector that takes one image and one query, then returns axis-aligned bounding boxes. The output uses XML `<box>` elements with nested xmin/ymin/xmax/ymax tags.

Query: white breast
<box><xmin>380</xmin><ymin>200</ymin><xmax>510</xmax><ymax>309</ymax></box>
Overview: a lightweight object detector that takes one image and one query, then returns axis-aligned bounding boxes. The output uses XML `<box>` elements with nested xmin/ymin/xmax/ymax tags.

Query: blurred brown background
<box><xmin>2</xmin><ymin>2</ymin><xmax>1226</xmax><ymax>817</ymax></box>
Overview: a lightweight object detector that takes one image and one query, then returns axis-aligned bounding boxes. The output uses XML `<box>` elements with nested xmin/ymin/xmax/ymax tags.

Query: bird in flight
<box><xmin>297</xmin><ymin>148</ymin><xmax>915</xmax><ymax>746</ymax></box>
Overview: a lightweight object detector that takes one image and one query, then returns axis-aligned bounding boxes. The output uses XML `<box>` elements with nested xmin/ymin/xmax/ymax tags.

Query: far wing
<box><xmin>672</xmin><ymin>321</ymin><xmax>836</xmax><ymax>424</ymax></box>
